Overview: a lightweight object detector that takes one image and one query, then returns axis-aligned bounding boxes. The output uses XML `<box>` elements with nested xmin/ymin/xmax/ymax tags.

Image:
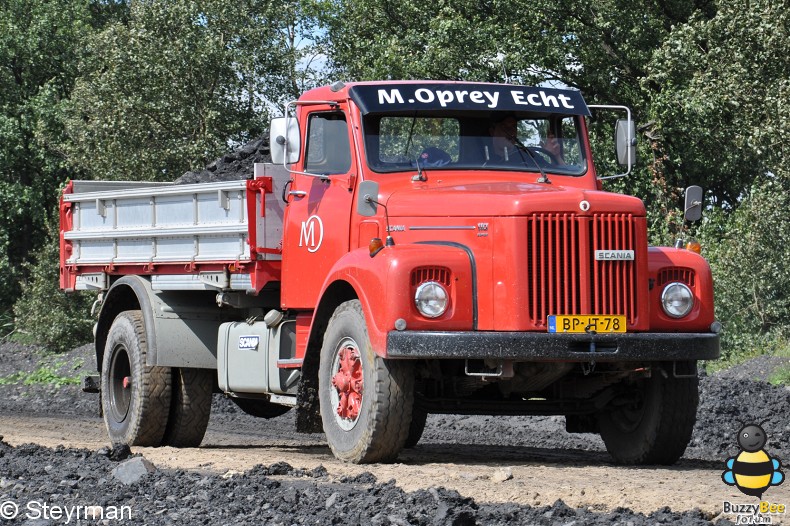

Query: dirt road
<box><xmin>2</xmin><ymin>411</ymin><xmax>782</xmax><ymax>518</ymax></box>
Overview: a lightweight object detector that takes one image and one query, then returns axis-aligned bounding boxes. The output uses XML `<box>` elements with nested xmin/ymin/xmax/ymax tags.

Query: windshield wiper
<box><xmin>412</xmin><ymin>153</ymin><xmax>427</xmax><ymax>181</ymax></box>
<box><xmin>510</xmin><ymin>135</ymin><xmax>551</xmax><ymax>184</ymax></box>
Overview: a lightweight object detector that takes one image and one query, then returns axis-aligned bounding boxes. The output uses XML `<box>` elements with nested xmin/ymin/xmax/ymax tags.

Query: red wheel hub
<box><xmin>331</xmin><ymin>346</ymin><xmax>363</xmax><ymax>421</ymax></box>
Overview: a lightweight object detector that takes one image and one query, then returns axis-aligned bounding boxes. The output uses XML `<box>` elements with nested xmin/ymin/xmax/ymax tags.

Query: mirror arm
<box><xmin>279</xmin><ymin>99</ymin><xmax>341</xmax><ymax>179</ymax></box>
<box><xmin>588</xmin><ymin>104</ymin><xmax>634</xmax><ymax>180</ymax></box>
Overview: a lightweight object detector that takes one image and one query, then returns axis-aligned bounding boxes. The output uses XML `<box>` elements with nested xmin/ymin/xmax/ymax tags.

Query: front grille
<box><xmin>527</xmin><ymin>213</ymin><xmax>581</xmax><ymax>324</ymax></box>
<box><xmin>591</xmin><ymin>213</ymin><xmax>638</xmax><ymax>323</ymax></box>
<box><xmin>526</xmin><ymin>213</ymin><xmax>639</xmax><ymax>326</ymax></box>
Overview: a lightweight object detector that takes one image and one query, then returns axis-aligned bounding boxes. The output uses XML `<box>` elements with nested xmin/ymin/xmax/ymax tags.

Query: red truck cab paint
<box><xmin>61</xmin><ymin>80</ymin><xmax>719</xmax><ymax>465</ymax></box>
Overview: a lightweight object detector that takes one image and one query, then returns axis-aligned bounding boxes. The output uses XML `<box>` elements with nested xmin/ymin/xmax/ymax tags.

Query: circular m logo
<box><xmin>299</xmin><ymin>215</ymin><xmax>324</xmax><ymax>253</ymax></box>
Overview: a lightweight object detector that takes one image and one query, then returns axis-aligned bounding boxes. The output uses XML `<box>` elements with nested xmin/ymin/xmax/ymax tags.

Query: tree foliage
<box><xmin>62</xmin><ymin>0</ymin><xmax>329</xmax><ymax>182</ymax></box>
<box><xmin>3</xmin><ymin>0</ymin><xmax>327</xmax><ymax>351</ymax></box>
<box><xmin>0</xmin><ymin>0</ymin><xmax>120</xmax><ymax>304</ymax></box>
<box><xmin>699</xmin><ymin>179</ymin><xmax>790</xmax><ymax>359</ymax></box>
<box><xmin>647</xmin><ymin>0</ymin><xmax>790</xmax><ymax>206</ymax></box>
<box><xmin>13</xmin><ymin>220</ymin><xmax>94</xmax><ymax>353</ymax></box>
<box><xmin>326</xmin><ymin>0</ymin><xmax>719</xmax><ymax>233</ymax></box>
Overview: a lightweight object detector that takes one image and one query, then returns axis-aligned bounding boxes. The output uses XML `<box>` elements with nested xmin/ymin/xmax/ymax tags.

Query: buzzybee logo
<box><xmin>722</xmin><ymin>422</ymin><xmax>784</xmax><ymax>498</ymax></box>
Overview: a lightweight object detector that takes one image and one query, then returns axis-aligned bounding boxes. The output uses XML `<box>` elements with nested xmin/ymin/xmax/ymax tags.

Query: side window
<box><xmin>558</xmin><ymin>116</ymin><xmax>582</xmax><ymax>166</ymax></box>
<box><xmin>305</xmin><ymin>113</ymin><xmax>352</xmax><ymax>175</ymax></box>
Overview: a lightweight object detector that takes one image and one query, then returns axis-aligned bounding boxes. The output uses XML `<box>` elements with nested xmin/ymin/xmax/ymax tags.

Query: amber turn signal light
<box><xmin>369</xmin><ymin>237</ymin><xmax>384</xmax><ymax>257</ymax></box>
<box><xmin>685</xmin><ymin>241</ymin><xmax>701</xmax><ymax>254</ymax></box>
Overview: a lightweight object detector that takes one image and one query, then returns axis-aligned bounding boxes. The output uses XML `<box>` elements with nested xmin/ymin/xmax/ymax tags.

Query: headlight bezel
<box><xmin>414</xmin><ymin>280</ymin><xmax>449</xmax><ymax>318</ymax></box>
<box><xmin>660</xmin><ymin>282</ymin><xmax>694</xmax><ymax>318</ymax></box>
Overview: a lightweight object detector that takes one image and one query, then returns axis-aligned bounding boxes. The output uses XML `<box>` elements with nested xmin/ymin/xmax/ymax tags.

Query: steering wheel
<box><xmin>528</xmin><ymin>146</ymin><xmax>561</xmax><ymax>166</ymax></box>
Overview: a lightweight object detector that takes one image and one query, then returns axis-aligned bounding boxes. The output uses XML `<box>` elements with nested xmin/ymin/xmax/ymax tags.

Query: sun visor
<box><xmin>348</xmin><ymin>83</ymin><xmax>590</xmax><ymax>116</ymax></box>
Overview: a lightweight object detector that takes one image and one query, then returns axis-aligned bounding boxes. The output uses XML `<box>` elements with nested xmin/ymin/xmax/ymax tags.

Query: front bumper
<box><xmin>387</xmin><ymin>331</ymin><xmax>720</xmax><ymax>361</ymax></box>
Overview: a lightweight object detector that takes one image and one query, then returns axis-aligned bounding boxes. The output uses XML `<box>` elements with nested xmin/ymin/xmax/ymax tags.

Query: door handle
<box><xmin>288</xmin><ymin>191</ymin><xmax>307</xmax><ymax>198</ymax></box>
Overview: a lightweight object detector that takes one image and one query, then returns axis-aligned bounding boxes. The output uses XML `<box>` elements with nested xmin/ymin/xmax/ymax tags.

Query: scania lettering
<box><xmin>60</xmin><ymin>80</ymin><xmax>719</xmax><ymax>465</ymax></box>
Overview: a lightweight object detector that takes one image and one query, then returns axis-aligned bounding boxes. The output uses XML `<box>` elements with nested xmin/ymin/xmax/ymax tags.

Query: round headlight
<box><xmin>661</xmin><ymin>282</ymin><xmax>694</xmax><ymax>318</ymax></box>
<box><xmin>414</xmin><ymin>281</ymin><xmax>449</xmax><ymax>318</ymax></box>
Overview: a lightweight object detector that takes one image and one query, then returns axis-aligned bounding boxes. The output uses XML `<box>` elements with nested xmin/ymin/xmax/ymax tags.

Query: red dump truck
<box><xmin>60</xmin><ymin>81</ymin><xmax>719</xmax><ymax>464</ymax></box>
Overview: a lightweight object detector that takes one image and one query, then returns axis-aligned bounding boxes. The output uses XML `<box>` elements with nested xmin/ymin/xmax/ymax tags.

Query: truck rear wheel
<box><xmin>162</xmin><ymin>368</ymin><xmax>213</xmax><ymax>447</ymax></box>
<box><xmin>101</xmin><ymin>311</ymin><xmax>171</xmax><ymax>447</ymax></box>
<box><xmin>598</xmin><ymin>362</ymin><xmax>698</xmax><ymax>465</ymax></box>
<box><xmin>319</xmin><ymin>300</ymin><xmax>414</xmax><ymax>463</ymax></box>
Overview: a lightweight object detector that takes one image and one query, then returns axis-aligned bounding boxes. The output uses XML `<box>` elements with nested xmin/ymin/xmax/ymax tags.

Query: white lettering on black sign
<box><xmin>377</xmin><ymin>88</ymin><xmax>500</xmax><ymax>109</ymax></box>
<box><xmin>354</xmin><ymin>83</ymin><xmax>589</xmax><ymax>116</ymax></box>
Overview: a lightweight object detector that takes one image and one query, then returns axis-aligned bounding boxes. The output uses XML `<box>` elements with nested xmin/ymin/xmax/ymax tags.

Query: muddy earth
<box><xmin>1</xmin><ymin>342</ymin><xmax>788</xmax><ymax>525</ymax></box>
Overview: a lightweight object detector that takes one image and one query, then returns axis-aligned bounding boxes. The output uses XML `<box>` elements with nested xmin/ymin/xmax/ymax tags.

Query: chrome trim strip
<box><xmin>409</xmin><ymin>226</ymin><xmax>476</xmax><ymax>231</ymax></box>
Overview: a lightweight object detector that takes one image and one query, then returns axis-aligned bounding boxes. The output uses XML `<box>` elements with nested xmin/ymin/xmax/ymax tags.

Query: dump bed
<box><xmin>59</xmin><ymin>164</ymin><xmax>288</xmax><ymax>293</ymax></box>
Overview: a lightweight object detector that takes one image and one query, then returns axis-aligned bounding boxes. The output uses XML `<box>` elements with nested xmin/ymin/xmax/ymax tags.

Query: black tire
<box><xmin>231</xmin><ymin>397</ymin><xmax>292</xmax><ymax>419</ymax></box>
<box><xmin>319</xmin><ymin>300</ymin><xmax>414</xmax><ymax>463</ymax></box>
<box><xmin>404</xmin><ymin>406</ymin><xmax>428</xmax><ymax>449</ymax></box>
<box><xmin>598</xmin><ymin>362</ymin><xmax>698</xmax><ymax>465</ymax></box>
<box><xmin>162</xmin><ymin>368</ymin><xmax>213</xmax><ymax>447</ymax></box>
<box><xmin>101</xmin><ymin>311</ymin><xmax>171</xmax><ymax>447</ymax></box>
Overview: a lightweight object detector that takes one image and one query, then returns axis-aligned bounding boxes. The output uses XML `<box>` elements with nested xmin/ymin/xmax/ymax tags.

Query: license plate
<box><xmin>548</xmin><ymin>315</ymin><xmax>626</xmax><ymax>333</ymax></box>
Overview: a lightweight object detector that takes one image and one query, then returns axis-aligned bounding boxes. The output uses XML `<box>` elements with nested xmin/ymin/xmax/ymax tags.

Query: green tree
<box><xmin>0</xmin><ymin>0</ymin><xmax>125</xmax><ymax>307</ymax></box>
<box><xmin>647</xmin><ymin>0</ymin><xmax>790</xmax><ymax>204</ymax></box>
<box><xmin>699</xmin><ymin>179</ymin><xmax>790</xmax><ymax>360</ymax></box>
<box><xmin>14</xmin><ymin>0</ymin><xmax>330</xmax><ymax>351</ymax></box>
<box><xmin>63</xmin><ymin>0</ymin><xmax>330</xmax><ymax>182</ymax></box>
<box><xmin>13</xmin><ymin>219</ymin><xmax>94</xmax><ymax>353</ymax></box>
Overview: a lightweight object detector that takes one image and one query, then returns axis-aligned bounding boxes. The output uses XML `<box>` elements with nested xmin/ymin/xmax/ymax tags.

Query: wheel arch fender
<box><xmin>294</xmin><ymin>244</ymin><xmax>474</xmax><ymax>433</ymax></box>
<box><xmin>312</xmin><ymin>244</ymin><xmax>475</xmax><ymax>355</ymax></box>
<box><xmin>647</xmin><ymin>247</ymin><xmax>715</xmax><ymax>330</ymax></box>
<box><xmin>294</xmin><ymin>272</ymin><xmax>362</xmax><ymax>434</ymax></box>
<box><xmin>96</xmin><ymin>275</ymin><xmax>158</xmax><ymax>372</ymax></box>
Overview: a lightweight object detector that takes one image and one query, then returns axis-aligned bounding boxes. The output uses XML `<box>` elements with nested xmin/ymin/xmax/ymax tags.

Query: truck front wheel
<box><xmin>598</xmin><ymin>362</ymin><xmax>698</xmax><ymax>465</ymax></box>
<box><xmin>101</xmin><ymin>311</ymin><xmax>171</xmax><ymax>447</ymax></box>
<box><xmin>319</xmin><ymin>300</ymin><xmax>414</xmax><ymax>463</ymax></box>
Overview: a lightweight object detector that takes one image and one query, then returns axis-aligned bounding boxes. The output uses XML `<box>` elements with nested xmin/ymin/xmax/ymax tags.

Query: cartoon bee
<box><xmin>722</xmin><ymin>422</ymin><xmax>785</xmax><ymax>498</ymax></box>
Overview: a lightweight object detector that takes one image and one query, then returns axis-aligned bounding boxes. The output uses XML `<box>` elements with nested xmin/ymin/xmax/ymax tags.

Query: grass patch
<box><xmin>0</xmin><ymin>358</ymin><xmax>83</xmax><ymax>387</ymax></box>
<box><xmin>706</xmin><ymin>330</ymin><xmax>790</xmax><ymax>374</ymax></box>
<box><xmin>767</xmin><ymin>340</ymin><xmax>790</xmax><ymax>386</ymax></box>
<box><xmin>0</xmin><ymin>309</ymin><xmax>16</xmax><ymax>343</ymax></box>
<box><xmin>768</xmin><ymin>364</ymin><xmax>790</xmax><ymax>386</ymax></box>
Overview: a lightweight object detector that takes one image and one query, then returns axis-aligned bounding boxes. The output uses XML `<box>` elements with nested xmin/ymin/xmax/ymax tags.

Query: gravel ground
<box><xmin>2</xmin><ymin>342</ymin><xmax>787</xmax><ymax>463</ymax></box>
<box><xmin>0</xmin><ymin>440</ymin><xmax>729</xmax><ymax>526</ymax></box>
<box><xmin>1</xmin><ymin>341</ymin><xmax>787</xmax><ymax>524</ymax></box>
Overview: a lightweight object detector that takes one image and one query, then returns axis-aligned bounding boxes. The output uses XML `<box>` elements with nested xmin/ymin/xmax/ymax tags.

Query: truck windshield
<box><xmin>362</xmin><ymin>112</ymin><xmax>587</xmax><ymax>176</ymax></box>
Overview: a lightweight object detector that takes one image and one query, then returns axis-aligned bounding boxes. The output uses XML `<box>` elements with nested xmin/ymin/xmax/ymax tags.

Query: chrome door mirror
<box><xmin>270</xmin><ymin>117</ymin><xmax>300</xmax><ymax>165</ymax></box>
<box><xmin>357</xmin><ymin>180</ymin><xmax>379</xmax><ymax>217</ymax></box>
<box><xmin>615</xmin><ymin>119</ymin><xmax>636</xmax><ymax>168</ymax></box>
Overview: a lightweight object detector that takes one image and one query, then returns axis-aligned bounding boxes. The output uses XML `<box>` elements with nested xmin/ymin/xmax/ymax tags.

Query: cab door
<box><xmin>281</xmin><ymin>108</ymin><xmax>357</xmax><ymax>309</ymax></box>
